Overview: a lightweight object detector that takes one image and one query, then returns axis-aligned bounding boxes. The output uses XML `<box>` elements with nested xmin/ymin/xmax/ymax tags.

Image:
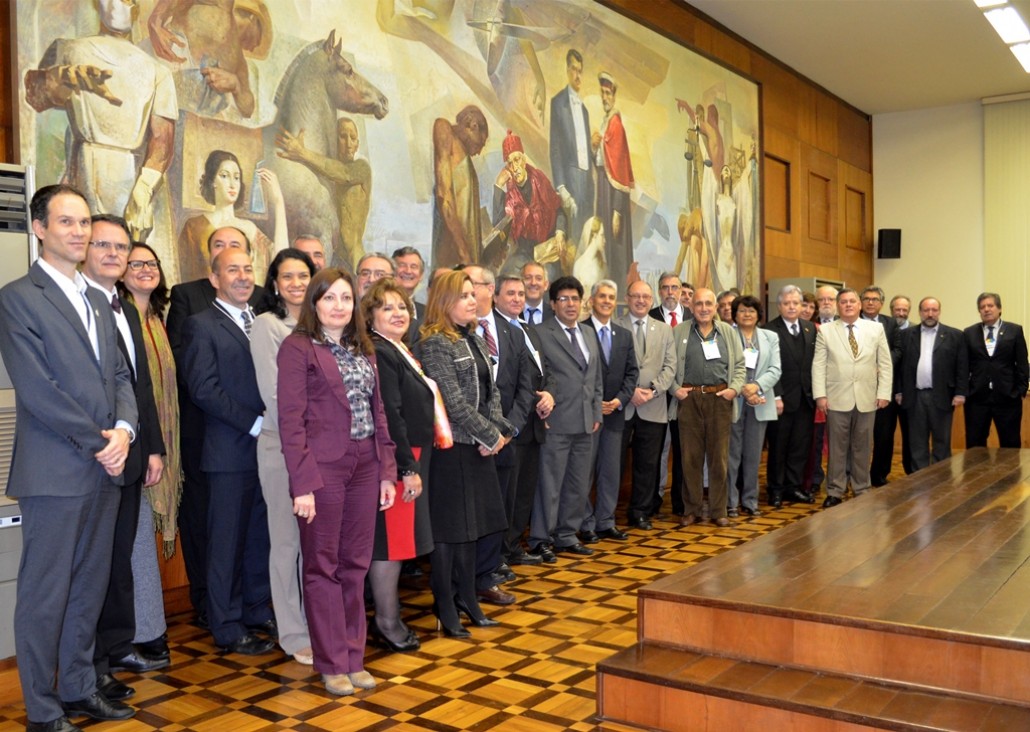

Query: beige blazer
<box><xmin>812</xmin><ymin>318</ymin><xmax>893</xmax><ymax>412</ymax></box>
<box><xmin>616</xmin><ymin>314</ymin><xmax>676</xmax><ymax>423</ymax></box>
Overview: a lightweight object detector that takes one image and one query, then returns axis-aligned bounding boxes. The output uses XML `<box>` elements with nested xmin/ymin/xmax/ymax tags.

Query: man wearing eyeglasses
<box><xmin>528</xmin><ymin>276</ymin><xmax>603</xmax><ymax>561</ymax></box>
<box><xmin>355</xmin><ymin>251</ymin><xmax>394</xmax><ymax>297</ymax></box>
<box><xmin>81</xmin><ymin>215</ymin><xmax>167</xmax><ymax>702</ymax></box>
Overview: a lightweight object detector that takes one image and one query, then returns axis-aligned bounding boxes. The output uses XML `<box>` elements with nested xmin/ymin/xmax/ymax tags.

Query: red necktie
<box><xmin>669</xmin><ymin>311</ymin><xmax>678</xmax><ymax>328</ymax></box>
<box><xmin>479</xmin><ymin>319</ymin><xmax>498</xmax><ymax>358</ymax></box>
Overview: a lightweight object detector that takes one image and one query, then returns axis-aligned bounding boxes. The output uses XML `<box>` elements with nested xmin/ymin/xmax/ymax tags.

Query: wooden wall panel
<box><xmin>843</xmin><ymin>187</ymin><xmax>866</xmax><ymax>252</ymax></box>
<box><xmin>764</xmin><ymin>156</ymin><xmax>790</xmax><ymax>232</ymax></box>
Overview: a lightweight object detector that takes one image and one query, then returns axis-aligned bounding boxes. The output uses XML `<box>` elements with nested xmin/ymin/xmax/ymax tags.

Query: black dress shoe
<box><xmin>494</xmin><ymin>563</ymin><xmax>516</xmax><ymax>583</ymax></box>
<box><xmin>822</xmin><ymin>496</ymin><xmax>843</xmax><ymax>508</ymax></box>
<box><xmin>136</xmin><ymin>636</ymin><xmax>170</xmax><ymax>661</ymax></box>
<box><xmin>26</xmin><ymin>715</ymin><xmax>82</xmax><ymax>732</ymax></box>
<box><xmin>528</xmin><ymin>543</ymin><xmax>557</xmax><ymax>563</ymax></box>
<box><xmin>369</xmin><ymin>623</ymin><xmax>421</xmax><ymax>653</ymax></box>
<box><xmin>220</xmin><ymin>633</ymin><xmax>277</xmax><ymax>656</ymax></box>
<box><xmin>789</xmin><ymin>489</ymin><xmax>816</xmax><ymax>504</ymax></box>
<box><xmin>247</xmin><ymin>619</ymin><xmax>279</xmax><ymax>639</ymax></box>
<box><xmin>629</xmin><ymin>517</ymin><xmax>653</xmax><ymax>530</ymax></box>
<box><xmin>109</xmin><ymin>650</ymin><xmax>169</xmax><ymax>673</ymax></box>
<box><xmin>63</xmin><ymin>692</ymin><xmax>135</xmax><ymax>721</ymax></box>
<box><xmin>194</xmin><ymin>612</ymin><xmax>209</xmax><ymax>630</ymax></box>
<box><xmin>579</xmin><ymin>530</ymin><xmax>599</xmax><ymax>544</ymax></box>
<box><xmin>506</xmin><ymin>550</ymin><xmax>543</xmax><ymax>565</ymax></box>
<box><xmin>96</xmin><ymin>673</ymin><xmax>134</xmax><ymax>701</ymax></box>
<box><xmin>554</xmin><ymin>542</ymin><xmax>593</xmax><ymax>556</ymax></box>
<box><xmin>401</xmin><ymin>560</ymin><xmax>424</xmax><ymax>577</ymax></box>
<box><xmin>740</xmin><ymin>506</ymin><xmax>762</xmax><ymax>517</ymax></box>
<box><xmin>767</xmin><ymin>491</ymin><xmax>783</xmax><ymax>508</ymax></box>
<box><xmin>597</xmin><ymin>527</ymin><xmax>628</xmax><ymax>541</ymax></box>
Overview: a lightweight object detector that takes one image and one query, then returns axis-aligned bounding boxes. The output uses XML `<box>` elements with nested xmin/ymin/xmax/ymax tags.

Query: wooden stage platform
<box><xmin>597</xmin><ymin>448</ymin><xmax>1030</xmax><ymax>731</ymax></box>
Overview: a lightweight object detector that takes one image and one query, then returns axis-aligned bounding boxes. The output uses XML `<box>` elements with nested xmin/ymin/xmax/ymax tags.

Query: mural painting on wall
<box><xmin>16</xmin><ymin>0</ymin><xmax>760</xmax><ymax>301</ymax></box>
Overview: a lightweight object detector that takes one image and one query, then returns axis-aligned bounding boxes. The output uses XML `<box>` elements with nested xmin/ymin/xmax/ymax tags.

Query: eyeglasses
<box><xmin>860</xmin><ymin>296</ymin><xmax>882</xmax><ymax>303</ymax></box>
<box><xmin>126</xmin><ymin>260</ymin><xmax>161</xmax><ymax>271</ymax></box>
<box><xmin>90</xmin><ymin>240</ymin><xmax>131</xmax><ymax>253</ymax></box>
<box><xmin>555</xmin><ymin>295</ymin><xmax>581</xmax><ymax>304</ymax></box>
<box><xmin>358</xmin><ymin>269</ymin><xmax>391</xmax><ymax>279</ymax></box>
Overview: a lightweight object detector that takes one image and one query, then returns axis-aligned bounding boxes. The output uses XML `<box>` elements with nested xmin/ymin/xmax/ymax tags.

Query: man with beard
<box><xmin>432</xmin><ymin>105</ymin><xmax>489</xmax><ymax>268</ymax></box>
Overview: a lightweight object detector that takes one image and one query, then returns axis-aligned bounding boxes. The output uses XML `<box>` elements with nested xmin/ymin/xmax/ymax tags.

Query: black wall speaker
<box><xmin>877</xmin><ymin>229</ymin><xmax>901</xmax><ymax>259</ymax></box>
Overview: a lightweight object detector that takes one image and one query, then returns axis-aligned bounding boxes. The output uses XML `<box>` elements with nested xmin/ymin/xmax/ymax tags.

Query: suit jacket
<box><xmin>277</xmin><ymin>334</ymin><xmax>397</xmax><ymax>496</ymax></box>
<box><xmin>735</xmin><ymin>327</ymin><xmax>782</xmax><ymax>422</ymax></box>
<box><xmin>649</xmin><ymin>304</ymin><xmax>688</xmax><ymax>326</ymax></box>
<box><xmin>669</xmin><ymin>319</ymin><xmax>747</xmax><ymax>422</ymax></box>
<box><xmin>406</xmin><ymin>301</ymin><xmax>426</xmax><ymax>345</ymax></box>
<box><xmin>964</xmin><ymin>320</ymin><xmax>1029</xmax><ymax>401</ymax></box>
<box><xmin>580</xmin><ymin>317</ymin><xmax>639</xmax><ymax>429</ymax></box>
<box><xmin>0</xmin><ymin>262</ymin><xmax>137</xmax><ymax>496</ymax></box>
<box><xmin>167</xmin><ymin>277</ymin><xmax>268</xmax><ymax>362</ymax></box>
<box><xmin>489</xmin><ymin>310</ymin><xmax>536</xmax><ymax>435</ymax></box>
<box><xmin>813</xmin><ymin>318</ymin><xmax>893</xmax><ymax>412</ymax></box>
<box><xmin>616</xmin><ymin>313</ymin><xmax>676</xmax><ymax>423</ymax></box>
<box><xmin>372</xmin><ymin>334</ymin><xmax>434</xmax><ymax>475</ymax></box>
<box><xmin>897</xmin><ymin>323</ymin><xmax>968</xmax><ymax>411</ymax></box>
<box><xmin>417</xmin><ymin>330</ymin><xmax>515</xmax><ymax>448</ymax></box>
<box><xmin>533</xmin><ymin>318</ymin><xmax>603</xmax><ymax>434</ymax></box>
<box><xmin>763</xmin><ymin>316</ymin><xmax>816</xmax><ymax>411</ymax></box>
<box><xmin>516</xmin><ymin>323</ymin><xmax>553</xmax><ymax>444</ymax></box>
<box><xmin>548</xmin><ymin>85</ymin><xmax>594</xmax><ymax>208</ymax></box>
<box><xmin>182</xmin><ymin>305</ymin><xmax>265</xmax><ymax>472</ymax></box>
<box><xmin>119</xmin><ymin>299</ymin><xmax>165</xmax><ymax>485</ymax></box>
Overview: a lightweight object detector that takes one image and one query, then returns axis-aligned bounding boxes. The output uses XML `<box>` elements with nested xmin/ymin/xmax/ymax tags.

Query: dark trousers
<box><xmin>504</xmin><ymin>440</ymin><xmax>539</xmax><ymax>557</ymax></box>
<box><xmin>870</xmin><ymin>400</ymin><xmax>899</xmax><ymax>484</ymax></box>
<box><xmin>94</xmin><ymin>481</ymin><xmax>142</xmax><ymax>674</ymax></box>
<box><xmin>299</xmin><ymin>438</ymin><xmax>379</xmax><ymax>675</ymax></box>
<box><xmin>908</xmin><ymin>391</ymin><xmax>954</xmax><ymax>470</ymax></box>
<box><xmin>17</xmin><ymin>486</ymin><xmax>120</xmax><ymax>723</ymax></box>
<box><xmin>624</xmin><ymin>416</ymin><xmax>666</xmax><ymax>521</ymax></box>
<box><xmin>206</xmin><ymin>469</ymin><xmax>273</xmax><ymax>646</ymax></box>
<box><xmin>476</xmin><ymin>442</ymin><xmax>513</xmax><ymax>589</ymax></box>
<box><xmin>965</xmin><ymin>393</ymin><xmax>1023</xmax><ymax>448</ymax></box>
<box><xmin>678</xmin><ymin>393</ymin><xmax>733</xmax><ymax>519</ymax></box>
<box><xmin>178</xmin><ymin>396</ymin><xmax>209</xmax><ymax>615</ymax></box>
<box><xmin>766</xmin><ymin>401</ymin><xmax>815</xmax><ymax>498</ymax></box>
<box><xmin>654</xmin><ymin>418</ymin><xmax>684</xmax><ymax>515</ymax></box>
<box><xmin>899</xmin><ymin>409</ymin><xmax>914</xmax><ymax>474</ymax></box>
<box><xmin>805</xmin><ymin>420</ymin><xmax>827</xmax><ymax>491</ymax></box>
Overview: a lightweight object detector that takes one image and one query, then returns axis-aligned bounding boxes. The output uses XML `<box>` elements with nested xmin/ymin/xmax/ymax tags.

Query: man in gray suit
<box><xmin>528</xmin><ymin>276</ymin><xmax>603</xmax><ymax>559</ymax></box>
<box><xmin>0</xmin><ymin>185</ymin><xmax>138</xmax><ymax>730</ymax></box>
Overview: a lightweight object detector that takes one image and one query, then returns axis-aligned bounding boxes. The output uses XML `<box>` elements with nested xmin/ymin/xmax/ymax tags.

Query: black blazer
<box><xmin>964</xmin><ymin>320</ymin><xmax>1030</xmax><ymax>401</ymax></box>
<box><xmin>896</xmin><ymin>323</ymin><xmax>968</xmax><ymax>411</ymax></box>
<box><xmin>119</xmin><ymin>300</ymin><xmax>166</xmax><ymax>485</ymax></box>
<box><xmin>406</xmin><ymin>301</ymin><xmax>427</xmax><ymax>345</ymax></box>
<box><xmin>763</xmin><ymin>316</ymin><xmax>816</xmax><ymax>410</ymax></box>
<box><xmin>181</xmin><ymin>306</ymin><xmax>264</xmax><ymax>472</ymax></box>
<box><xmin>580</xmin><ymin>317</ymin><xmax>639</xmax><ymax>429</ymax></box>
<box><xmin>372</xmin><ymin>334</ymin><xmax>434</xmax><ymax>475</ymax></box>
<box><xmin>491</xmin><ymin>310</ymin><xmax>536</xmax><ymax>434</ymax></box>
<box><xmin>516</xmin><ymin>324</ymin><xmax>552</xmax><ymax>444</ymax></box>
<box><xmin>167</xmin><ymin>278</ymin><xmax>268</xmax><ymax>361</ymax></box>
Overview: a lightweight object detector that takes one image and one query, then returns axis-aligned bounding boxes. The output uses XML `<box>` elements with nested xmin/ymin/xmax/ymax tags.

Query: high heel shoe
<box><xmin>432</xmin><ymin>603</ymin><xmax>471</xmax><ymax>638</ymax></box>
<box><xmin>369</xmin><ymin>623</ymin><xmax>421</xmax><ymax>652</ymax></box>
<box><xmin>454</xmin><ymin>598</ymin><xmax>500</xmax><ymax>627</ymax></box>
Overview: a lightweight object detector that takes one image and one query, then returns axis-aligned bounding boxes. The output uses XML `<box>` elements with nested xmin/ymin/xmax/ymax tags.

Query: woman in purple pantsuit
<box><xmin>277</xmin><ymin>268</ymin><xmax>397</xmax><ymax>697</ymax></box>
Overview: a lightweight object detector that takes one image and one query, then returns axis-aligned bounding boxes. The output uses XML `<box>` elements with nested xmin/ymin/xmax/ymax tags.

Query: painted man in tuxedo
<box><xmin>895</xmin><ymin>297</ymin><xmax>967</xmax><ymax>470</ymax></box>
<box><xmin>963</xmin><ymin>292</ymin><xmax>1028</xmax><ymax>448</ymax></box>
<box><xmin>812</xmin><ymin>288</ymin><xmax>893</xmax><ymax>507</ymax></box>
<box><xmin>0</xmin><ymin>185</ymin><xmax>137</xmax><ymax>729</ymax></box>
<box><xmin>549</xmin><ymin>48</ymin><xmax>593</xmax><ymax>244</ymax></box>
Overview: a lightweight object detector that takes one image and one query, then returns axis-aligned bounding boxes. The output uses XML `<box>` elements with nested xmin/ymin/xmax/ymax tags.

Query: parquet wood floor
<box><xmin>0</xmin><ymin>482</ymin><xmax>844</xmax><ymax>731</ymax></box>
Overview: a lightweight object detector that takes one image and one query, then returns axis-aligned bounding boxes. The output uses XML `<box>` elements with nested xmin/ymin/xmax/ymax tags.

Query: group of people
<box><xmin>4</xmin><ymin>185</ymin><xmax>1027</xmax><ymax>732</ymax></box>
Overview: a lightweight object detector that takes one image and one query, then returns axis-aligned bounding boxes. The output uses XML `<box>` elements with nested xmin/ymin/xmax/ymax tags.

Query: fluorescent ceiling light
<box><xmin>1011</xmin><ymin>42</ymin><xmax>1030</xmax><ymax>72</ymax></box>
<box><xmin>975</xmin><ymin>0</ymin><xmax>1007</xmax><ymax>8</ymax></box>
<box><xmin>985</xmin><ymin>7</ymin><xmax>1030</xmax><ymax>44</ymax></box>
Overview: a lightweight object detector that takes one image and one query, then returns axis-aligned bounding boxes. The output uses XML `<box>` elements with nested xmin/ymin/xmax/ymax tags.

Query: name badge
<box><xmin>702</xmin><ymin>340</ymin><xmax>721</xmax><ymax>360</ymax></box>
<box><xmin>744</xmin><ymin>350</ymin><xmax>758</xmax><ymax>369</ymax></box>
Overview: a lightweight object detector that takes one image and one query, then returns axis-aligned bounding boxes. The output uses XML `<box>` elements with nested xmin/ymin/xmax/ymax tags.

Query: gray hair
<box><xmin>591</xmin><ymin>278</ymin><xmax>618</xmax><ymax>297</ymax></box>
<box><xmin>777</xmin><ymin>284</ymin><xmax>804</xmax><ymax>303</ymax></box>
<box><xmin>356</xmin><ymin>251</ymin><xmax>395</xmax><ymax>274</ymax></box>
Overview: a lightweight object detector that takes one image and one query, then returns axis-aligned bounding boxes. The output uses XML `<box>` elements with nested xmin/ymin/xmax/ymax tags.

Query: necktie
<box><xmin>635</xmin><ymin>319</ymin><xmax>647</xmax><ymax>357</ymax></box>
<box><xmin>528</xmin><ymin>307</ymin><xmax>539</xmax><ymax>325</ymax></box>
<box><xmin>669</xmin><ymin>311</ymin><xmax>678</xmax><ymax>328</ymax></box>
<box><xmin>241</xmin><ymin>308</ymin><xmax>254</xmax><ymax>339</ymax></box>
<box><xmin>600</xmin><ymin>325</ymin><xmax>611</xmax><ymax>364</ymax></box>
<box><xmin>987</xmin><ymin>325</ymin><xmax>995</xmax><ymax>343</ymax></box>
<box><xmin>510</xmin><ymin>317</ymin><xmax>521</xmax><ymax>329</ymax></box>
<box><xmin>479</xmin><ymin>318</ymin><xmax>498</xmax><ymax>357</ymax></box>
<box><xmin>111</xmin><ymin>293</ymin><xmax>122</xmax><ymax>314</ymax></box>
<box><xmin>790</xmin><ymin>323</ymin><xmax>798</xmax><ymax>336</ymax></box>
<box><xmin>566</xmin><ymin>327</ymin><xmax>588</xmax><ymax>370</ymax></box>
<box><xmin>847</xmin><ymin>323</ymin><xmax>859</xmax><ymax>357</ymax></box>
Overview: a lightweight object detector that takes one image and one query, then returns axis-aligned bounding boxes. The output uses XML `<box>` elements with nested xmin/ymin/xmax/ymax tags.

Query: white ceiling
<box><xmin>686</xmin><ymin>0</ymin><xmax>1030</xmax><ymax>115</ymax></box>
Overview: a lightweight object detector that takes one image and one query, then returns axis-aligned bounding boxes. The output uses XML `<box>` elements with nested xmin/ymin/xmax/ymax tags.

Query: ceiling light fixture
<box><xmin>985</xmin><ymin>6</ymin><xmax>1030</xmax><ymax>44</ymax></box>
<box><xmin>1011</xmin><ymin>42</ymin><xmax>1030</xmax><ymax>72</ymax></box>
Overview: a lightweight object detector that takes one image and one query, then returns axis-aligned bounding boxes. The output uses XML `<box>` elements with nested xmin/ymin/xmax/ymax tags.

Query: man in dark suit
<box><xmin>181</xmin><ymin>247</ymin><xmax>275</xmax><ymax>656</ymax></box>
<box><xmin>963</xmin><ymin>292</ymin><xmax>1029</xmax><ymax>448</ymax></box>
<box><xmin>648</xmin><ymin>271</ymin><xmax>687</xmax><ymax>516</ymax></box>
<box><xmin>0</xmin><ymin>185</ymin><xmax>137</xmax><ymax>730</ymax></box>
<box><xmin>493</xmin><ymin>275</ymin><xmax>555</xmax><ymax>565</ymax></box>
<box><xmin>548</xmin><ymin>48</ymin><xmax>593</xmax><ymax>244</ymax></box>
<box><xmin>393</xmin><ymin>246</ymin><xmax>427</xmax><ymax>343</ymax></box>
<box><xmin>763</xmin><ymin>284</ymin><xmax>818</xmax><ymax>506</ymax></box>
<box><xmin>529</xmin><ymin>276</ymin><xmax>603</xmax><ymax>559</ymax></box>
<box><xmin>895</xmin><ymin>297</ymin><xmax>968</xmax><ymax>470</ymax></box>
<box><xmin>166</xmin><ymin>226</ymin><xmax>267</xmax><ymax>627</ymax></box>
<box><xmin>465</xmin><ymin>266</ymin><xmax>536</xmax><ymax>604</ymax></box>
<box><xmin>82</xmin><ymin>215</ymin><xmax>167</xmax><ymax>702</ymax></box>
<box><xmin>860</xmin><ymin>286</ymin><xmax>900</xmax><ymax>486</ymax></box>
<box><xmin>521</xmin><ymin>261</ymin><xmax>553</xmax><ymax>325</ymax></box>
<box><xmin>580</xmin><ymin>280</ymin><xmax>638</xmax><ymax>542</ymax></box>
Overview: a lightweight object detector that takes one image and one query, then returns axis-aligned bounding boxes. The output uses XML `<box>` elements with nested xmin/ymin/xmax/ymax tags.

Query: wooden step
<box><xmin>597</xmin><ymin>642</ymin><xmax>1030</xmax><ymax>732</ymax></box>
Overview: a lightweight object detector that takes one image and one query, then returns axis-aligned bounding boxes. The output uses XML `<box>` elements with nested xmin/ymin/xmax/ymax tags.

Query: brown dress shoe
<box><xmin>679</xmin><ymin>514</ymin><xmax>696</xmax><ymax>527</ymax></box>
<box><xmin>714</xmin><ymin>517</ymin><xmax>731</xmax><ymax>527</ymax></box>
